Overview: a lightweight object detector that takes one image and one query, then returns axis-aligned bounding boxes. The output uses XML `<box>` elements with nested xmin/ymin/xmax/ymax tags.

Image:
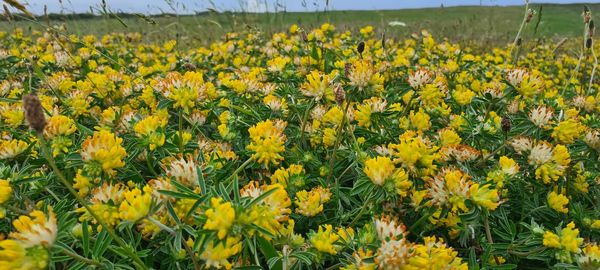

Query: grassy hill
<box><xmin>0</xmin><ymin>3</ymin><xmax>597</xmax><ymax>48</ymax></box>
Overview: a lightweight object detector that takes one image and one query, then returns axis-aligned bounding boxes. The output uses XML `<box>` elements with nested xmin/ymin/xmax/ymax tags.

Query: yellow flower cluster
<box><xmin>543</xmin><ymin>222</ymin><xmax>584</xmax><ymax>263</ymax></box>
<box><xmin>80</xmin><ymin>130</ymin><xmax>127</xmax><ymax>175</ymax></box>
<box><xmin>204</xmin><ymin>197</ymin><xmax>236</xmax><ymax>240</ymax></box>
<box><xmin>246</xmin><ymin>120</ymin><xmax>286</xmax><ymax>166</ymax></box>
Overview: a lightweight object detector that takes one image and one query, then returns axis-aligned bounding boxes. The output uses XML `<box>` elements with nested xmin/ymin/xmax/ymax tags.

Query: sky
<box><xmin>14</xmin><ymin>0</ymin><xmax>599</xmax><ymax>15</ymax></box>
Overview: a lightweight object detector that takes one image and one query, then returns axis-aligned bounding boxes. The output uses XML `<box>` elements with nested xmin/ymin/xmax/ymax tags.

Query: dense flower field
<box><xmin>0</xmin><ymin>19</ymin><xmax>600</xmax><ymax>270</ymax></box>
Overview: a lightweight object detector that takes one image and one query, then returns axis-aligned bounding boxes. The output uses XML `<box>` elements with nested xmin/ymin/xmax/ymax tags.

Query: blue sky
<box><xmin>17</xmin><ymin>0</ymin><xmax>598</xmax><ymax>15</ymax></box>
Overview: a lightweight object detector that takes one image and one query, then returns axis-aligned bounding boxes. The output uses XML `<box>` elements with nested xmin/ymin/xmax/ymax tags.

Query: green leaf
<box><xmin>257</xmin><ymin>236</ymin><xmax>281</xmax><ymax>270</ymax></box>
<box><xmin>82</xmin><ymin>220</ymin><xmax>90</xmax><ymax>257</ymax></box>
<box><xmin>92</xmin><ymin>230</ymin><xmax>111</xmax><ymax>259</ymax></box>
<box><xmin>158</xmin><ymin>189</ymin><xmax>201</xmax><ymax>200</ymax></box>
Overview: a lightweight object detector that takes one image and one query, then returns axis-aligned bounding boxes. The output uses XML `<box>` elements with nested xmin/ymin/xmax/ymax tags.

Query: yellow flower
<box><xmin>72</xmin><ymin>170</ymin><xmax>94</xmax><ymax>197</ymax></box>
<box><xmin>0</xmin><ymin>139</ymin><xmax>28</xmax><ymax>159</ymax></box>
<box><xmin>80</xmin><ymin>130</ymin><xmax>127</xmax><ymax>175</ymax></box>
<box><xmin>552</xmin><ymin>119</ymin><xmax>586</xmax><ymax>144</ymax></box>
<box><xmin>0</xmin><ymin>180</ymin><xmax>11</xmax><ymax>204</ymax></box>
<box><xmin>469</xmin><ymin>183</ymin><xmax>500</xmax><ymax>211</ymax></box>
<box><xmin>547</xmin><ymin>191</ymin><xmax>569</xmax><ymax>213</ymax></box>
<box><xmin>199</xmin><ymin>236</ymin><xmax>242</xmax><ymax>269</ymax></box>
<box><xmin>294</xmin><ymin>187</ymin><xmax>331</xmax><ymax>217</ymax></box>
<box><xmin>1</xmin><ymin>107</ymin><xmax>24</xmax><ymax>128</ymax></box>
<box><xmin>355</xmin><ymin>103</ymin><xmax>373</xmax><ymax>128</ymax></box>
<box><xmin>404</xmin><ymin>237</ymin><xmax>467</xmax><ymax>270</ymax></box>
<box><xmin>134</xmin><ymin>115</ymin><xmax>168</xmax><ymax>150</ymax></box>
<box><xmin>246</xmin><ymin>120</ymin><xmax>286</xmax><ymax>166</ymax></box>
<box><xmin>119</xmin><ymin>186</ymin><xmax>152</xmax><ymax>222</ymax></box>
<box><xmin>43</xmin><ymin>115</ymin><xmax>76</xmax><ymax>138</ymax></box>
<box><xmin>452</xmin><ymin>84</ymin><xmax>475</xmax><ymax>105</ymax></box>
<box><xmin>300</xmin><ymin>71</ymin><xmax>334</xmax><ymax>101</ymax></box>
<box><xmin>389</xmin><ymin>133</ymin><xmax>438</xmax><ymax>176</ymax></box>
<box><xmin>0</xmin><ymin>239</ymin><xmax>49</xmax><ymax>270</ymax></box>
<box><xmin>11</xmin><ymin>208</ymin><xmax>57</xmax><ymax>248</ymax></box>
<box><xmin>419</xmin><ymin>83</ymin><xmax>445</xmax><ymax>109</ymax></box>
<box><xmin>561</xmin><ymin>222</ymin><xmax>583</xmax><ymax>253</ymax></box>
<box><xmin>204</xmin><ymin>197</ymin><xmax>235</xmax><ymax>239</ymax></box>
<box><xmin>348</xmin><ymin>60</ymin><xmax>384</xmax><ymax>93</ymax></box>
<box><xmin>579</xmin><ymin>244</ymin><xmax>600</xmax><ymax>270</ymax></box>
<box><xmin>438</xmin><ymin>128</ymin><xmax>461</xmax><ymax>146</ymax></box>
<box><xmin>543</xmin><ymin>222</ymin><xmax>584</xmax><ymax>262</ymax></box>
<box><xmin>310</xmin><ymin>224</ymin><xmax>339</xmax><ymax>255</ymax></box>
<box><xmin>270</xmin><ymin>164</ymin><xmax>305</xmax><ymax>188</ymax></box>
<box><xmin>267</xmin><ymin>56</ymin><xmax>290</xmax><ymax>73</ymax></box>
<box><xmin>364</xmin><ymin>156</ymin><xmax>395</xmax><ymax>186</ymax></box>
<box><xmin>499</xmin><ymin>156</ymin><xmax>519</xmax><ymax>176</ymax></box>
<box><xmin>408</xmin><ymin>109</ymin><xmax>431</xmax><ymax>131</ymax></box>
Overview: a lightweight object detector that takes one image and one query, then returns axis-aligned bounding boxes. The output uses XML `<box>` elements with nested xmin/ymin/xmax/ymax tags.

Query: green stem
<box><xmin>178</xmin><ymin>109</ymin><xmax>184</xmax><ymax>154</ymax></box>
<box><xmin>408</xmin><ymin>208</ymin><xmax>435</xmax><ymax>233</ymax></box>
<box><xmin>3</xmin><ymin>204</ymin><xmax>29</xmax><ymax>215</ymax></box>
<box><xmin>347</xmin><ymin>191</ymin><xmax>373</xmax><ymax>228</ymax></box>
<box><xmin>483</xmin><ymin>211</ymin><xmax>500</xmax><ymax>265</ymax></box>
<box><xmin>146</xmin><ymin>216</ymin><xmax>176</xmax><ymax>235</ymax></box>
<box><xmin>299</xmin><ymin>100</ymin><xmax>315</xmax><ymax>149</ymax></box>
<box><xmin>327</xmin><ymin>101</ymin><xmax>352</xmax><ymax>208</ymax></box>
<box><xmin>36</xmin><ymin>135</ymin><xmax>148</xmax><ymax>270</ymax></box>
<box><xmin>224</xmin><ymin>157</ymin><xmax>254</xmax><ymax>183</ymax></box>
<box><xmin>55</xmin><ymin>244</ymin><xmax>103</xmax><ymax>267</ymax></box>
<box><xmin>147</xmin><ymin>215</ymin><xmax>201</xmax><ymax>270</ymax></box>
<box><xmin>510</xmin><ymin>0</ymin><xmax>530</xmax><ymax>64</ymax></box>
<box><xmin>146</xmin><ymin>151</ymin><xmax>159</xmax><ymax>177</ymax></box>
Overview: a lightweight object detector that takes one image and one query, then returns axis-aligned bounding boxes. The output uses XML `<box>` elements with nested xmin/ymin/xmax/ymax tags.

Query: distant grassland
<box><xmin>0</xmin><ymin>3</ymin><xmax>598</xmax><ymax>48</ymax></box>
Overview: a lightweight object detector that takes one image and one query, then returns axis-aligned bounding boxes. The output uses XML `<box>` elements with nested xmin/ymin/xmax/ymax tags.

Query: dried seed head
<box><xmin>182</xmin><ymin>62</ymin><xmax>196</xmax><ymax>71</ymax></box>
<box><xmin>590</xmin><ymin>20</ymin><xmax>595</xmax><ymax>37</ymax></box>
<box><xmin>583</xmin><ymin>6</ymin><xmax>592</xmax><ymax>23</ymax></box>
<box><xmin>526</xmin><ymin>9</ymin><xmax>535</xmax><ymax>23</ymax></box>
<box><xmin>334</xmin><ymin>85</ymin><xmax>345</xmax><ymax>105</ymax></box>
<box><xmin>23</xmin><ymin>94</ymin><xmax>46</xmax><ymax>133</ymax></box>
<box><xmin>501</xmin><ymin>116</ymin><xmax>512</xmax><ymax>133</ymax></box>
<box><xmin>301</xmin><ymin>31</ymin><xmax>308</xmax><ymax>43</ymax></box>
<box><xmin>516</xmin><ymin>38</ymin><xmax>522</xmax><ymax>46</ymax></box>
<box><xmin>345</xmin><ymin>63</ymin><xmax>352</xmax><ymax>77</ymax></box>
<box><xmin>357</xmin><ymin>41</ymin><xmax>365</xmax><ymax>55</ymax></box>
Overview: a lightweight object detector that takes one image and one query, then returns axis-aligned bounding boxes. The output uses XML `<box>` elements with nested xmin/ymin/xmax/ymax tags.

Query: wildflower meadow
<box><xmin>0</xmin><ymin>2</ymin><xmax>599</xmax><ymax>270</ymax></box>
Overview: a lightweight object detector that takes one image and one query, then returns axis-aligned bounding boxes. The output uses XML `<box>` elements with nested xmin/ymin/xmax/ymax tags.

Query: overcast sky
<box><xmin>14</xmin><ymin>0</ymin><xmax>598</xmax><ymax>15</ymax></box>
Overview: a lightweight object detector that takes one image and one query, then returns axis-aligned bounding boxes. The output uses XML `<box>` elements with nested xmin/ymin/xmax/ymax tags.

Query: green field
<box><xmin>1</xmin><ymin>3</ymin><xmax>598</xmax><ymax>48</ymax></box>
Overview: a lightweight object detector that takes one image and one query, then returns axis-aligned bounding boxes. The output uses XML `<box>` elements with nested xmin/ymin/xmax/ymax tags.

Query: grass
<box><xmin>0</xmin><ymin>3</ymin><xmax>598</xmax><ymax>48</ymax></box>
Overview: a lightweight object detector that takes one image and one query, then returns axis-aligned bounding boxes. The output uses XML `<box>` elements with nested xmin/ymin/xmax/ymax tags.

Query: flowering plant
<box><xmin>0</xmin><ymin>11</ymin><xmax>599</xmax><ymax>270</ymax></box>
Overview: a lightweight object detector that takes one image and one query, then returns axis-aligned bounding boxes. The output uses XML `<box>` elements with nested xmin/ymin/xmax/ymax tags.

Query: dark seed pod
<box><xmin>381</xmin><ymin>32</ymin><xmax>386</xmax><ymax>49</ymax></box>
<box><xmin>586</xmin><ymin>37</ymin><xmax>593</xmax><ymax>49</ymax></box>
<box><xmin>501</xmin><ymin>116</ymin><xmax>511</xmax><ymax>133</ymax></box>
<box><xmin>357</xmin><ymin>41</ymin><xmax>365</xmax><ymax>55</ymax></box>
<box><xmin>590</xmin><ymin>20</ymin><xmax>595</xmax><ymax>37</ymax></box>
<box><xmin>22</xmin><ymin>94</ymin><xmax>46</xmax><ymax>133</ymax></box>
<box><xmin>516</xmin><ymin>38</ymin><xmax>522</xmax><ymax>46</ymax></box>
